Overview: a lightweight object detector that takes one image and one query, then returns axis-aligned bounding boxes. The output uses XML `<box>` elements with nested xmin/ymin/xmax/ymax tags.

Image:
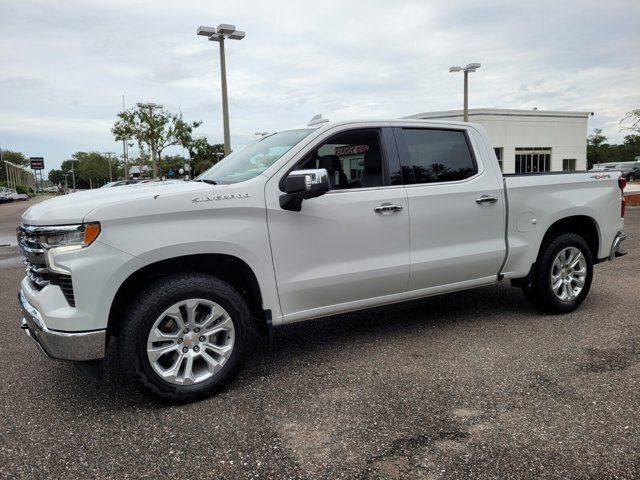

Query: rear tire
<box><xmin>521</xmin><ymin>233</ymin><xmax>593</xmax><ymax>314</ymax></box>
<box><xmin>118</xmin><ymin>273</ymin><xmax>252</xmax><ymax>403</ymax></box>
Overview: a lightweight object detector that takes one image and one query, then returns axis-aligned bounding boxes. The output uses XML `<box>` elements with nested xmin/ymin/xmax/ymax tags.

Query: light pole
<box><xmin>136</xmin><ymin>102</ymin><xmax>163</xmax><ymax>179</ymax></box>
<box><xmin>449</xmin><ymin>63</ymin><xmax>481</xmax><ymax>122</ymax></box>
<box><xmin>197</xmin><ymin>24</ymin><xmax>245</xmax><ymax>156</ymax></box>
<box><xmin>104</xmin><ymin>152</ymin><xmax>116</xmax><ymax>182</ymax></box>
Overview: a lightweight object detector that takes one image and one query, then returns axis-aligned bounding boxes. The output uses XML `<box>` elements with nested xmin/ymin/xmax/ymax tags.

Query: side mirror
<box><xmin>280</xmin><ymin>169</ymin><xmax>330</xmax><ymax>211</ymax></box>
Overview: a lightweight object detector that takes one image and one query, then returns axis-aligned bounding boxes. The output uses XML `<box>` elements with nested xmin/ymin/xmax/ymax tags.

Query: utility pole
<box><xmin>136</xmin><ymin>102</ymin><xmax>163</xmax><ymax>179</ymax></box>
<box><xmin>71</xmin><ymin>162</ymin><xmax>76</xmax><ymax>189</ymax></box>
<box><xmin>197</xmin><ymin>24</ymin><xmax>245</xmax><ymax>156</ymax></box>
<box><xmin>121</xmin><ymin>95</ymin><xmax>130</xmax><ymax>179</ymax></box>
<box><xmin>104</xmin><ymin>152</ymin><xmax>116</xmax><ymax>182</ymax></box>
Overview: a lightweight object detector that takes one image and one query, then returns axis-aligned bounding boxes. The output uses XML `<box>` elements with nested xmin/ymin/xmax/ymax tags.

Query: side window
<box><xmin>295</xmin><ymin>129</ymin><xmax>385</xmax><ymax>189</ymax></box>
<box><xmin>399</xmin><ymin>129</ymin><xmax>477</xmax><ymax>184</ymax></box>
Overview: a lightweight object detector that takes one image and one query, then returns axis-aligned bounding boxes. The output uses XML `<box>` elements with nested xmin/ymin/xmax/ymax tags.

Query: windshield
<box><xmin>196</xmin><ymin>129</ymin><xmax>314</xmax><ymax>184</ymax></box>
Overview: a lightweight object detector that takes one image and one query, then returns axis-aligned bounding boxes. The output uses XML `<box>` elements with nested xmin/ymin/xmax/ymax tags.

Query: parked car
<box><xmin>590</xmin><ymin>161</ymin><xmax>640</xmax><ymax>181</ymax></box>
<box><xmin>17</xmin><ymin>119</ymin><xmax>627</xmax><ymax>402</ymax></box>
<box><xmin>0</xmin><ymin>189</ymin><xmax>9</xmax><ymax>204</ymax></box>
<box><xmin>1</xmin><ymin>188</ymin><xmax>29</xmax><ymax>202</ymax></box>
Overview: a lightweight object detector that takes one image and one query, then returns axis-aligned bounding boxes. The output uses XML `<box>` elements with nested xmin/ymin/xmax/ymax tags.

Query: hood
<box><xmin>21</xmin><ymin>181</ymin><xmax>211</xmax><ymax>226</ymax></box>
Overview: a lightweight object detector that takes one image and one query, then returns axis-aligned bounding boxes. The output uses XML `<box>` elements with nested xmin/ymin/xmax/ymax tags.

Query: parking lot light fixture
<box><xmin>449</xmin><ymin>62</ymin><xmax>481</xmax><ymax>121</ymax></box>
<box><xmin>197</xmin><ymin>24</ymin><xmax>245</xmax><ymax>156</ymax></box>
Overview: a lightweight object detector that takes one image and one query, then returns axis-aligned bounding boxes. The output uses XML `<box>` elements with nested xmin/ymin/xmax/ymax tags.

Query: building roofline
<box><xmin>404</xmin><ymin>108</ymin><xmax>593</xmax><ymax>119</ymax></box>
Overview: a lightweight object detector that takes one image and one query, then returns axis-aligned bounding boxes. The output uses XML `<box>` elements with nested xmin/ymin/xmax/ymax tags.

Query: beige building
<box><xmin>405</xmin><ymin>108</ymin><xmax>591</xmax><ymax>174</ymax></box>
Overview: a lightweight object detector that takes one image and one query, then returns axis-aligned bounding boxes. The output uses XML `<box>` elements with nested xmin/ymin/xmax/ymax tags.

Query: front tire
<box><xmin>521</xmin><ymin>233</ymin><xmax>593</xmax><ymax>314</ymax></box>
<box><xmin>118</xmin><ymin>273</ymin><xmax>252</xmax><ymax>402</ymax></box>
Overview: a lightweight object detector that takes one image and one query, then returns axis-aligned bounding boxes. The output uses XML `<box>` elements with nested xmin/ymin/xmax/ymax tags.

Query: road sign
<box><xmin>30</xmin><ymin>157</ymin><xmax>44</xmax><ymax>170</ymax></box>
<box><xmin>168</xmin><ymin>169</ymin><xmax>174</xmax><ymax>177</ymax></box>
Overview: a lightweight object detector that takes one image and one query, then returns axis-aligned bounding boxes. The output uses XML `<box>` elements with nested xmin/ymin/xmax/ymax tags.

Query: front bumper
<box><xmin>609</xmin><ymin>231</ymin><xmax>627</xmax><ymax>261</ymax></box>
<box><xmin>19</xmin><ymin>290</ymin><xmax>106</xmax><ymax>361</ymax></box>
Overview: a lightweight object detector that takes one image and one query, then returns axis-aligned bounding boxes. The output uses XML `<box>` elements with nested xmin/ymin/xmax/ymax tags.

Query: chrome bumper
<box><xmin>19</xmin><ymin>291</ymin><xmax>106</xmax><ymax>361</ymax></box>
<box><xmin>609</xmin><ymin>231</ymin><xmax>627</xmax><ymax>261</ymax></box>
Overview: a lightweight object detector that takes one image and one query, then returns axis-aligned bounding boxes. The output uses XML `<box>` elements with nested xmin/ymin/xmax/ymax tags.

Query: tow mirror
<box><xmin>280</xmin><ymin>169</ymin><xmax>330</xmax><ymax>211</ymax></box>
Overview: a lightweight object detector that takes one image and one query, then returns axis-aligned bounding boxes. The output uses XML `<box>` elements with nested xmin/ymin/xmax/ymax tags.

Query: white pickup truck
<box><xmin>17</xmin><ymin>119</ymin><xmax>627</xmax><ymax>402</ymax></box>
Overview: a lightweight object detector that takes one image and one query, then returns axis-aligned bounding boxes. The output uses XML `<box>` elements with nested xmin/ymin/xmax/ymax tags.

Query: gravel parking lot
<box><xmin>0</xmin><ymin>202</ymin><xmax>638</xmax><ymax>479</ymax></box>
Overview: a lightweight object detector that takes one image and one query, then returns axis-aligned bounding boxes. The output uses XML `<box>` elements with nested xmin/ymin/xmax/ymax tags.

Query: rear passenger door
<box><xmin>393</xmin><ymin>126</ymin><xmax>506</xmax><ymax>291</ymax></box>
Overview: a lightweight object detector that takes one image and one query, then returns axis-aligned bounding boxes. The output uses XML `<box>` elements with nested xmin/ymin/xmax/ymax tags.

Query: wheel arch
<box><xmin>539</xmin><ymin>215</ymin><xmax>600</xmax><ymax>261</ymax></box>
<box><xmin>512</xmin><ymin>214</ymin><xmax>600</xmax><ymax>289</ymax></box>
<box><xmin>107</xmin><ymin>253</ymin><xmax>268</xmax><ymax>339</ymax></box>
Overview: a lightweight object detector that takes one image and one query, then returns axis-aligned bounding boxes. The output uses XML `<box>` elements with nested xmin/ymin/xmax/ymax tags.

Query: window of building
<box><xmin>514</xmin><ymin>147</ymin><xmax>551</xmax><ymax>173</ymax></box>
<box><xmin>494</xmin><ymin>147</ymin><xmax>503</xmax><ymax>171</ymax></box>
<box><xmin>399</xmin><ymin>129</ymin><xmax>477</xmax><ymax>184</ymax></box>
<box><xmin>295</xmin><ymin>129</ymin><xmax>385</xmax><ymax>189</ymax></box>
<box><xmin>562</xmin><ymin>159</ymin><xmax>576</xmax><ymax>171</ymax></box>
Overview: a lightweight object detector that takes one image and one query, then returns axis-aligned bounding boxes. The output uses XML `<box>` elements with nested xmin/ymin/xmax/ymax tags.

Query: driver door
<box><xmin>264</xmin><ymin>126</ymin><xmax>410</xmax><ymax>322</ymax></box>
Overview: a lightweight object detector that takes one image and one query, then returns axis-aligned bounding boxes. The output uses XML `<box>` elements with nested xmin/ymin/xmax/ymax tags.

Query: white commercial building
<box><xmin>405</xmin><ymin>108</ymin><xmax>591</xmax><ymax>174</ymax></box>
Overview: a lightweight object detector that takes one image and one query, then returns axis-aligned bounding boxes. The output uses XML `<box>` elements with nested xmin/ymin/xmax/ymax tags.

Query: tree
<box><xmin>588</xmin><ymin>128</ymin><xmax>607</xmax><ymax>148</ymax></box>
<box><xmin>187</xmin><ymin>138</ymin><xmax>224</xmax><ymax>176</ymax></box>
<box><xmin>48</xmin><ymin>169</ymin><xmax>65</xmax><ymax>186</ymax></box>
<box><xmin>621</xmin><ymin>109</ymin><xmax>640</xmax><ymax>135</ymax></box>
<box><xmin>587</xmin><ymin>128</ymin><xmax>612</xmax><ymax>169</ymax></box>
<box><xmin>112</xmin><ymin>106</ymin><xmax>202</xmax><ymax>179</ymax></box>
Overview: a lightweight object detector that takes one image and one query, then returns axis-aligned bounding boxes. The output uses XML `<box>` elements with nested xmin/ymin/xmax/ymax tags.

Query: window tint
<box><xmin>296</xmin><ymin>129</ymin><xmax>385</xmax><ymax>189</ymax></box>
<box><xmin>400</xmin><ymin>129</ymin><xmax>477</xmax><ymax>183</ymax></box>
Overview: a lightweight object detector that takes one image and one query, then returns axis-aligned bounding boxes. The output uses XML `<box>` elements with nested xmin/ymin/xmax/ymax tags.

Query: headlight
<box><xmin>37</xmin><ymin>223</ymin><xmax>101</xmax><ymax>249</ymax></box>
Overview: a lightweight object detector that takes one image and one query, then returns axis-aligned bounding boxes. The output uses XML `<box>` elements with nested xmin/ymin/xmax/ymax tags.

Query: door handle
<box><xmin>475</xmin><ymin>195</ymin><xmax>498</xmax><ymax>205</ymax></box>
<box><xmin>374</xmin><ymin>203</ymin><xmax>403</xmax><ymax>214</ymax></box>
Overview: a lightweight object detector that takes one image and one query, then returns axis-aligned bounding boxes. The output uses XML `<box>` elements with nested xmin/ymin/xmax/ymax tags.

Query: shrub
<box><xmin>15</xmin><ymin>184</ymin><xmax>29</xmax><ymax>195</ymax></box>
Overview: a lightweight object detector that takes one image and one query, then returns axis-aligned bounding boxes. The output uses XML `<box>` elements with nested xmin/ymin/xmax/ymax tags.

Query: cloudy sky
<box><xmin>1</xmin><ymin>0</ymin><xmax>639</xmax><ymax>172</ymax></box>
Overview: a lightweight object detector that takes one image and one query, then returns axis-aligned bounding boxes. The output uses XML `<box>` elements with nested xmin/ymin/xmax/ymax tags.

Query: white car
<box><xmin>17</xmin><ymin>119</ymin><xmax>627</xmax><ymax>402</ymax></box>
<box><xmin>2</xmin><ymin>188</ymin><xmax>28</xmax><ymax>202</ymax></box>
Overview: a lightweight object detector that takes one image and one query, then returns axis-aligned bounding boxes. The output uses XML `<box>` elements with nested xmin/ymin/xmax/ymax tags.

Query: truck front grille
<box><xmin>16</xmin><ymin>225</ymin><xmax>76</xmax><ymax>306</ymax></box>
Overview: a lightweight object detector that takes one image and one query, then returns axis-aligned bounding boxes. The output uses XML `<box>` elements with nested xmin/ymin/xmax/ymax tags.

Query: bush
<box><xmin>15</xmin><ymin>184</ymin><xmax>29</xmax><ymax>195</ymax></box>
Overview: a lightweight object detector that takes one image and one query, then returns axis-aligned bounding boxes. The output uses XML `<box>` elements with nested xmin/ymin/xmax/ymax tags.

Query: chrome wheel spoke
<box><xmin>182</xmin><ymin>355</ymin><xmax>196</xmax><ymax>385</ymax></box>
<box><xmin>184</xmin><ymin>299</ymin><xmax>199</xmax><ymax>329</ymax></box>
<box><xmin>159</xmin><ymin>354</ymin><xmax>185</xmax><ymax>382</ymax></box>
<box><xmin>148</xmin><ymin>327</ymin><xmax>179</xmax><ymax>343</ymax></box>
<box><xmin>148</xmin><ymin>343</ymin><xmax>179</xmax><ymax>363</ymax></box>
<box><xmin>200</xmin><ymin>350</ymin><xmax>221</xmax><ymax>373</ymax></box>
<box><xmin>203</xmin><ymin>341</ymin><xmax>233</xmax><ymax>359</ymax></box>
<box><xmin>572</xmin><ymin>276</ymin><xmax>585</xmax><ymax>288</ymax></box>
<box><xmin>205</xmin><ymin>315</ymin><xmax>233</xmax><ymax>335</ymax></box>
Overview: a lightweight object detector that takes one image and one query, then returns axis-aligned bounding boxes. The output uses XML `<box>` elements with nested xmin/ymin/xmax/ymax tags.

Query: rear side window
<box><xmin>399</xmin><ymin>129</ymin><xmax>477</xmax><ymax>184</ymax></box>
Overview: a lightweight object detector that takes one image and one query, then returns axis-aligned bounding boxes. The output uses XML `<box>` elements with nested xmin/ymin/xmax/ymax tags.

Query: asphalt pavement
<box><xmin>0</xmin><ymin>200</ymin><xmax>639</xmax><ymax>479</ymax></box>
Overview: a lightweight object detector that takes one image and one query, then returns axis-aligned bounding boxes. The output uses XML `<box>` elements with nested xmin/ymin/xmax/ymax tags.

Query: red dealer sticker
<box><xmin>335</xmin><ymin>145</ymin><xmax>370</xmax><ymax>156</ymax></box>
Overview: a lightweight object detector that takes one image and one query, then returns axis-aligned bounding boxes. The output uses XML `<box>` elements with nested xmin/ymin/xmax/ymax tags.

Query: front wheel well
<box><xmin>108</xmin><ymin>254</ymin><xmax>266</xmax><ymax>339</ymax></box>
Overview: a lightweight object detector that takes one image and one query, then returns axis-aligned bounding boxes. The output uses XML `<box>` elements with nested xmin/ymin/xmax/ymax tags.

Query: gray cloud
<box><xmin>1</xmin><ymin>0</ymin><xmax>639</xmax><ymax>171</ymax></box>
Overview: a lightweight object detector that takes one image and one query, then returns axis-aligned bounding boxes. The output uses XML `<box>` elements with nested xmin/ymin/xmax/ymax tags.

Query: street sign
<box><xmin>30</xmin><ymin>157</ymin><xmax>44</xmax><ymax>170</ymax></box>
<box><xmin>168</xmin><ymin>169</ymin><xmax>174</xmax><ymax>177</ymax></box>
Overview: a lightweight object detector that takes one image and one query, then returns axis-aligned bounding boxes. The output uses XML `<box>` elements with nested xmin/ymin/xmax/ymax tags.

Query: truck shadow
<box><xmin>50</xmin><ymin>282</ymin><xmax>536</xmax><ymax>410</ymax></box>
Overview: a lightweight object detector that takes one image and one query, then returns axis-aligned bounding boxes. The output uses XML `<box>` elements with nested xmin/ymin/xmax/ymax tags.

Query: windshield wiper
<box><xmin>194</xmin><ymin>179</ymin><xmax>217</xmax><ymax>185</ymax></box>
